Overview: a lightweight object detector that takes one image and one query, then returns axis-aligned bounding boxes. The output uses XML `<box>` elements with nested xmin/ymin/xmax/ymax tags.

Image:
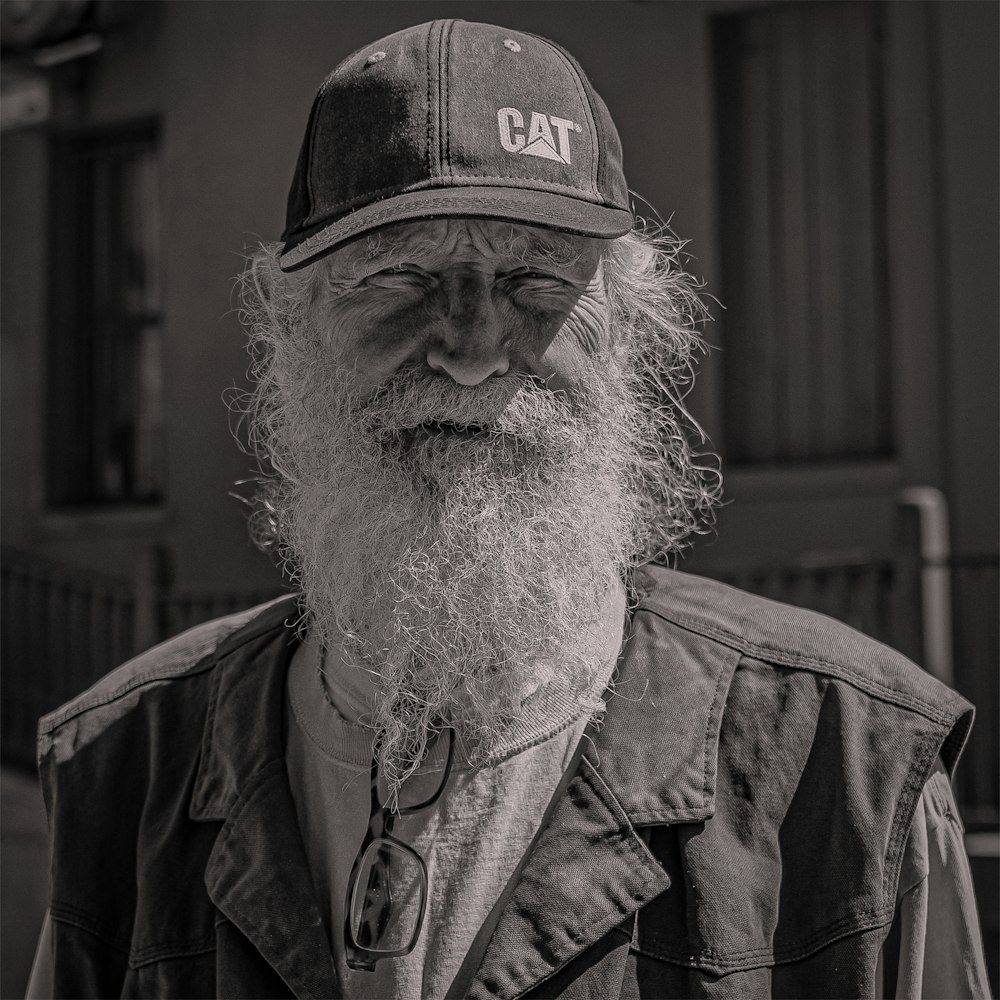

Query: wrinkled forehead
<box><xmin>324</xmin><ymin>217</ymin><xmax>606</xmax><ymax>276</ymax></box>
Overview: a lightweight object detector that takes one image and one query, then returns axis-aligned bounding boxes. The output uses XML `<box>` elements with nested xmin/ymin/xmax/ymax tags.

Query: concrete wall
<box><xmin>1</xmin><ymin>0</ymin><xmax>996</xmax><ymax>591</ymax></box>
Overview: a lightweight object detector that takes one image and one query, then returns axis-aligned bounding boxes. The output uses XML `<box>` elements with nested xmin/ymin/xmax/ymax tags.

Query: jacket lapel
<box><xmin>467</xmin><ymin>594</ymin><xmax>742</xmax><ymax>999</ymax></box>
<box><xmin>204</xmin><ymin>758</ymin><xmax>340</xmax><ymax>1000</ymax></box>
<box><xmin>190</xmin><ymin>598</ymin><xmax>340</xmax><ymax>1000</ymax></box>
<box><xmin>466</xmin><ymin>755</ymin><xmax>670</xmax><ymax>1000</ymax></box>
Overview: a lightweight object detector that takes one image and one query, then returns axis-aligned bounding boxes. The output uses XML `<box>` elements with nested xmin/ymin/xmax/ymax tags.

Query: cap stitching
<box><xmin>442</xmin><ymin>19</ymin><xmax>454</xmax><ymax>180</ymax></box>
<box><xmin>282</xmin><ymin>198</ymin><xmax>624</xmax><ymax>257</ymax></box>
<box><xmin>302</xmin><ymin>63</ymin><xmax>350</xmax><ymax>229</ymax></box>
<box><xmin>425</xmin><ymin>23</ymin><xmax>434</xmax><ymax>180</ymax></box>
<box><xmin>282</xmin><ymin>192</ymin><xmax>630</xmax><ymax>266</ymax></box>
<box><xmin>340</xmin><ymin>192</ymin><xmax>605</xmax><ymax>214</ymax></box>
<box><xmin>299</xmin><ymin>91</ymin><xmax>325</xmax><ymax>229</ymax></box>
<box><xmin>565</xmin><ymin>48</ymin><xmax>616</xmax><ymax>204</ymax></box>
<box><xmin>533</xmin><ymin>36</ymin><xmax>601</xmax><ymax>200</ymax></box>
<box><xmin>285</xmin><ymin>173</ymin><xmax>618</xmax><ymax>233</ymax></box>
<box><xmin>437</xmin><ymin>19</ymin><xmax>447</xmax><ymax>179</ymax></box>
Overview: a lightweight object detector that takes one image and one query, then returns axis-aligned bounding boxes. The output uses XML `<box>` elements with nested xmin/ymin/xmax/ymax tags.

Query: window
<box><xmin>714</xmin><ymin>3</ymin><xmax>892</xmax><ymax>464</ymax></box>
<box><xmin>46</xmin><ymin>120</ymin><xmax>164</xmax><ymax>507</ymax></box>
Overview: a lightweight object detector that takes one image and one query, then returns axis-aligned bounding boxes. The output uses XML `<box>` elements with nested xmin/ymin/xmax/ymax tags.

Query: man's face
<box><xmin>318</xmin><ymin>218</ymin><xmax>608</xmax><ymax>399</ymax></box>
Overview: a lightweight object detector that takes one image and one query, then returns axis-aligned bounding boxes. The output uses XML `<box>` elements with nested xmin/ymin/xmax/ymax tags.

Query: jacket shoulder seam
<box><xmin>37</xmin><ymin>597</ymin><xmax>296</xmax><ymax>736</ymax></box>
<box><xmin>38</xmin><ymin>658</ymin><xmax>219</xmax><ymax>737</ymax></box>
<box><xmin>638</xmin><ymin>602</ymin><xmax>958</xmax><ymax>727</ymax></box>
<box><xmin>882</xmin><ymin>727</ymin><xmax>942</xmax><ymax>904</ymax></box>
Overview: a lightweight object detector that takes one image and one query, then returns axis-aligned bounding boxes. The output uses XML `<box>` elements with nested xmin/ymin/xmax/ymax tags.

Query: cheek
<box><xmin>328</xmin><ymin>294</ymin><xmax>431</xmax><ymax>378</ymax></box>
<box><xmin>559</xmin><ymin>293</ymin><xmax>611</xmax><ymax>354</ymax></box>
<box><xmin>534</xmin><ymin>292</ymin><xmax>611</xmax><ymax>388</ymax></box>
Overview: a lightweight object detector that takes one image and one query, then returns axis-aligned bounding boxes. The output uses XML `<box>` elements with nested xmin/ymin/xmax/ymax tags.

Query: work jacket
<box><xmin>35</xmin><ymin>567</ymin><xmax>977</xmax><ymax>998</ymax></box>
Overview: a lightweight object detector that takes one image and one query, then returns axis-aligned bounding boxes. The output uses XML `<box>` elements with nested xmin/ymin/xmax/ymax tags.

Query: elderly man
<box><xmin>30</xmin><ymin>19</ymin><xmax>989</xmax><ymax>1000</ymax></box>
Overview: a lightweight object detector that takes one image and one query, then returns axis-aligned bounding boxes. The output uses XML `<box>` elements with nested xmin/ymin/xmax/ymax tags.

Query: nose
<box><xmin>426</xmin><ymin>272</ymin><xmax>511</xmax><ymax>385</ymax></box>
<box><xmin>427</xmin><ymin>349</ymin><xmax>510</xmax><ymax>386</ymax></box>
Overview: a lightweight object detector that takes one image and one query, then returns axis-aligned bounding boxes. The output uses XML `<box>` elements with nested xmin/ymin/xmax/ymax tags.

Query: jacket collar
<box><xmin>190</xmin><ymin>585</ymin><xmax>738</xmax><ymax>827</ymax></box>
<box><xmin>190</xmin><ymin>595</ymin><xmax>301</xmax><ymax>822</ymax></box>
<box><xmin>590</xmin><ymin>583</ymin><xmax>742</xmax><ymax>826</ymax></box>
<box><xmin>188</xmin><ymin>584</ymin><xmax>740</xmax><ymax>999</ymax></box>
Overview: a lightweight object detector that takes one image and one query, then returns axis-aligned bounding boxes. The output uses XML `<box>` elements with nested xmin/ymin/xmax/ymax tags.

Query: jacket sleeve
<box><xmin>881</xmin><ymin>762</ymin><xmax>992</xmax><ymax>999</ymax></box>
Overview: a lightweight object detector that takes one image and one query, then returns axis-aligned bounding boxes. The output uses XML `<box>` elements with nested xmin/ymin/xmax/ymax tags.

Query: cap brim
<box><xmin>278</xmin><ymin>186</ymin><xmax>633</xmax><ymax>271</ymax></box>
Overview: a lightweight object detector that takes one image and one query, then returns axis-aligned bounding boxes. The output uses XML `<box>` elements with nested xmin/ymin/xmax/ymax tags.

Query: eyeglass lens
<box><xmin>347</xmin><ymin>728</ymin><xmax>453</xmax><ymax>964</ymax></box>
<box><xmin>349</xmin><ymin>839</ymin><xmax>425</xmax><ymax>954</ymax></box>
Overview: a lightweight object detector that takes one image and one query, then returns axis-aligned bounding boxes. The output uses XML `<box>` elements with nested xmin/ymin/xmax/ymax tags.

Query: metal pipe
<box><xmin>897</xmin><ymin>486</ymin><xmax>954</xmax><ymax>685</ymax></box>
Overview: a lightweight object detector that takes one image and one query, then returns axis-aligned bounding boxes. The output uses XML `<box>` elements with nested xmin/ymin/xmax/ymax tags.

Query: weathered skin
<box><xmin>320</xmin><ymin>218</ymin><xmax>610</xmax><ymax>398</ymax></box>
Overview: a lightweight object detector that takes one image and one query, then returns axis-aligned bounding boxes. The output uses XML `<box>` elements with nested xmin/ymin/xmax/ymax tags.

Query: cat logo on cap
<box><xmin>497</xmin><ymin>108</ymin><xmax>583</xmax><ymax>164</ymax></box>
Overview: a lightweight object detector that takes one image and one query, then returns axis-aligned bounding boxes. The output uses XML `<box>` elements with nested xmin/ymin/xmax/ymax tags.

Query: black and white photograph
<box><xmin>1</xmin><ymin>2</ymin><xmax>996</xmax><ymax>997</ymax></box>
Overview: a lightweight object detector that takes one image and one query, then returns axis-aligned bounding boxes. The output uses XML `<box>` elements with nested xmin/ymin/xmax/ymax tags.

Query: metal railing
<box><xmin>1</xmin><ymin>548</ymin><xmax>135</xmax><ymax>768</ymax></box>
<box><xmin>0</xmin><ymin>547</ymin><xmax>285</xmax><ymax>768</ymax></box>
<box><xmin>154</xmin><ymin>588</ymin><xmax>293</xmax><ymax>645</ymax></box>
<box><xmin>713</xmin><ymin>557</ymin><xmax>903</xmax><ymax>649</ymax></box>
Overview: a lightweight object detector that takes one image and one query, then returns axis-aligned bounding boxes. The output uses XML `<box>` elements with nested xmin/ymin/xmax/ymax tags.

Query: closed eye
<box><xmin>502</xmin><ymin>266</ymin><xmax>564</xmax><ymax>283</ymax></box>
<box><xmin>363</xmin><ymin>264</ymin><xmax>436</xmax><ymax>289</ymax></box>
<box><xmin>500</xmin><ymin>268</ymin><xmax>579</xmax><ymax>307</ymax></box>
<box><xmin>379</xmin><ymin>263</ymin><xmax>430</xmax><ymax>277</ymax></box>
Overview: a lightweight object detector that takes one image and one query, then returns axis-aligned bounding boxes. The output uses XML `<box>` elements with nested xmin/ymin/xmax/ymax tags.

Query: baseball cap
<box><xmin>279</xmin><ymin>19</ymin><xmax>633</xmax><ymax>271</ymax></box>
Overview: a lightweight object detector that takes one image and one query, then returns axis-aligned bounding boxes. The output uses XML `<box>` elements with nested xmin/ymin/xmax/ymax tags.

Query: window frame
<box><xmin>45</xmin><ymin>116</ymin><xmax>165</xmax><ymax>511</ymax></box>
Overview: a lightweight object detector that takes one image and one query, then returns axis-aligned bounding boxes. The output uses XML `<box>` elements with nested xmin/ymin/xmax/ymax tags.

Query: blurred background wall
<box><xmin>1</xmin><ymin>1</ymin><xmax>996</xmax><ymax>994</ymax></box>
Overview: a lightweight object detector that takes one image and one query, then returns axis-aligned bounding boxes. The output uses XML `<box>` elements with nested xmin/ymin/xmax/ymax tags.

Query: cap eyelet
<box><xmin>365</xmin><ymin>51</ymin><xmax>386</xmax><ymax>66</ymax></box>
<box><xmin>503</xmin><ymin>39</ymin><xmax>521</xmax><ymax>53</ymax></box>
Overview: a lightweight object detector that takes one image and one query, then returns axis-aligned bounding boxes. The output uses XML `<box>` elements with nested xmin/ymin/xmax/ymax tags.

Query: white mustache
<box><xmin>357</xmin><ymin>369</ymin><xmax>574</xmax><ymax>442</ymax></box>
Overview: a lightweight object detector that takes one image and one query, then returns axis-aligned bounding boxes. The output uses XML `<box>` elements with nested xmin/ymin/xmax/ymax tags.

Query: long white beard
<box><xmin>266</xmin><ymin>359</ymin><xmax>643</xmax><ymax>792</ymax></box>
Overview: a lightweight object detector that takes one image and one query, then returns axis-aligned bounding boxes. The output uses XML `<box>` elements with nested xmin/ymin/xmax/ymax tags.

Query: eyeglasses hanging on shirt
<box><xmin>344</xmin><ymin>726</ymin><xmax>456</xmax><ymax>971</ymax></box>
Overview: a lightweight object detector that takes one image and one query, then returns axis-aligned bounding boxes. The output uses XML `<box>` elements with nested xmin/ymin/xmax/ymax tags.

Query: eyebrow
<box><xmin>318</xmin><ymin>234</ymin><xmax>434</xmax><ymax>286</ymax></box>
<box><xmin>326</xmin><ymin>225</ymin><xmax>588</xmax><ymax>285</ymax></box>
<box><xmin>362</xmin><ymin>233</ymin><xmax>437</xmax><ymax>264</ymax></box>
<box><xmin>494</xmin><ymin>229</ymin><xmax>585</xmax><ymax>269</ymax></box>
<box><xmin>344</xmin><ymin>233</ymin><xmax>440</xmax><ymax>277</ymax></box>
